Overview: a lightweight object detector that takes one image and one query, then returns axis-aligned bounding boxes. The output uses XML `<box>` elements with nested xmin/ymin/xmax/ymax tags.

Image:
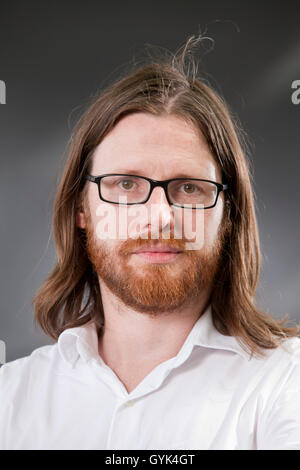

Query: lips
<box><xmin>133</xmin><ymin>244</ymin><xmax>183</xmax><ymax>254</ymax></box>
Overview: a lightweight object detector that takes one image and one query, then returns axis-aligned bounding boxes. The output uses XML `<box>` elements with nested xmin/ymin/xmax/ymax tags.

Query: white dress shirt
<box><xmin>1</xmin><ymin>304</ymin><xmax>300</xmax><ymax>450</ymax></box>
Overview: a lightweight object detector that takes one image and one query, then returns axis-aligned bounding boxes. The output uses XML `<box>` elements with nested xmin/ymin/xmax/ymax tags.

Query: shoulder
<box><xmin>254</xmin><ymin>337</ymin><xmax>300</xmax><ymax>449</ymax></box>
<box><xmin>248</xmin><ymin>335</ymin><xmax>300</xmax><ymax>367</ymax></box>
<box><xmin>234</xmin><ymin>336</ymin><xmax>300</xmax><ymax>403</ymax></box>
<box><xmin>249</xmin><ymin>336</ymin><xmax>300</xmax><ymax>406</ymax></box>
<box><xmin>274</xmin><ymin>336</ymin><xmax>300</xmax><ymax>385</ymax></box>
<box><xmin>0</xmin><ymin>343</ymin><xmax>60</xmax><ymax>396</ymax></box>
<box><xmin>256</xmin><ymin>336</ymin><xmax>300</xmax><ymax>376</ymax></box>
<box><xmin>266</xmin><ymin>336</ymin><xmax>300</xmax><ymax>368</ymax></box>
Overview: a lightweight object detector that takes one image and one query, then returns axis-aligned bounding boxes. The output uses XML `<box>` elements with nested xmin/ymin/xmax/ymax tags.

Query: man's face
<box><xmin>77</xmin><ymin>113</ymin><xmax>228</xmax><ymax>315</ymax></box>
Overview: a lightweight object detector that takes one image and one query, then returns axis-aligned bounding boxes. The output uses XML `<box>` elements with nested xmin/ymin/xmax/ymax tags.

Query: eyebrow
<box><xmin>108</xmin><ymin>169</ymin><xmax>202</xmax><ymax>179</ymax></box>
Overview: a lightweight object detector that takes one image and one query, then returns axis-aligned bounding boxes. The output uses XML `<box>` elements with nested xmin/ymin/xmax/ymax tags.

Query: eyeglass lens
<box><xmin>100</xmin><ymin>175</ymin><xmax>218</xmax><ymax>207</ymax></box>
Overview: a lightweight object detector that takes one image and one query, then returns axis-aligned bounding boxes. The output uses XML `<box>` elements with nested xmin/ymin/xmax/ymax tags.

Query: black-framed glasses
<box><xmin>84</xmin><ymin>173</ymin><xmax>228</xmax><ymax>209</ymax></box>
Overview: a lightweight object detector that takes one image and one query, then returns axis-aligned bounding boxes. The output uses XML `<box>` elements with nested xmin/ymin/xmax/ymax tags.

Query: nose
<box><xmin>144</xmin><ymin>186</ymin><xmax>175</xmax><ymax>236</ymax></box>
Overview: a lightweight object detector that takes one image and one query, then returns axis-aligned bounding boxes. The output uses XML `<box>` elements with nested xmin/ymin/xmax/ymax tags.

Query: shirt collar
<box><xmin>191</xmin><ymin>305</ymin><xmax>251</xmax><ymax>360</ymax></box>
<box><xmin>57</xmin><ymin>304</ymin><xmax>250</xmax><ymax>368</ymax></box>
<box><xmin>57</xmin><ymin>319</ymin><xmax>100</xmax><ymax>368</ymax></box>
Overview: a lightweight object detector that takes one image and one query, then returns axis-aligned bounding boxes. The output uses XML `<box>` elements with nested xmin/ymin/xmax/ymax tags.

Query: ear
<box><xmin>76</xmin><ymin>204</ymin><xmax>86</xmax><ymax>229</ymax></box>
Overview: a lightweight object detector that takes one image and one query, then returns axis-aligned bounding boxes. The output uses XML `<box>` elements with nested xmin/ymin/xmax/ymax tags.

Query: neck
<box><xmin>97</xmin><ymin>281</ymin><xmax>210</xmax><ymax>393</ymax></box>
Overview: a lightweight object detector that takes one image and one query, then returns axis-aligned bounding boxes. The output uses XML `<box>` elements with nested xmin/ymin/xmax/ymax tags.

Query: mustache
<box><xmin>118</xmin><ymin>237</ymin><xmax>189</xmax><ymax>257</ymax></box>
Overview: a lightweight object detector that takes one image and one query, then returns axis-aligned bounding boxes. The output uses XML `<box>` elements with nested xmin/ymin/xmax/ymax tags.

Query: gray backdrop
<box><xmin>0</xmin><ymin>0</ymin><xmax>299</xmax><ymax>363</ymax></box>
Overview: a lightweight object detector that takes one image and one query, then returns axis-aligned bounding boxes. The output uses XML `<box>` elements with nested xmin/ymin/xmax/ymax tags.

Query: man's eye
<box><xmin>179</xmin><ymin>183</ymin><xmax>203</xmax><ymax>194</ymax></box>
<box><xmin>118</xmin><ymin>179</ymin><xmax>135</xmax><ymax>190</ymax></box>
<box><xmin>182</xmin><ymin>183</ymin><xmax>197</xmax><ymax>193</ymax></box>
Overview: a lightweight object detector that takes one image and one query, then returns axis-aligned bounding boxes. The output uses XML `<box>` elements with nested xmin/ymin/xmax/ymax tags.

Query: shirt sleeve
<box><xmin>0</xmin><ymin>364</ymin><xmax>11</xmax><ymax>450</ymax></box>
<box><xmin>257</xmin><ymin>357</ymin><xmax>300</xmax><ymax>450</ymax></box>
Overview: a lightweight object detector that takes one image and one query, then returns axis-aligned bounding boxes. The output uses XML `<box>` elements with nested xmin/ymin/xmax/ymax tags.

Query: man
<box><xmin>1</xmin><ymin>36</ymin><xmax>300</xmax><ymax>450</ymax></box>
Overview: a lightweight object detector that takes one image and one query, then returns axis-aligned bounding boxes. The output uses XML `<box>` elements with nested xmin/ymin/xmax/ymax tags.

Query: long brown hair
<box><xmin>32</xmin><ymin>35</ymin><xmax>300</xmax><ymax>358</ymax></box>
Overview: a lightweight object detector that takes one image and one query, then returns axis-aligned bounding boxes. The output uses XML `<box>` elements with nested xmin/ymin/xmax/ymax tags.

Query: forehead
<box><xmin>91</xmin><ymin>113</ymin><xmax>221</xmax><ymax>180</ymax></box>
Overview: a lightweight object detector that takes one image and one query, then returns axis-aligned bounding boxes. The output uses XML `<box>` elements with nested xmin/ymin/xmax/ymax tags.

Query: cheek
<box><xmin>86</xmin><ymin>187</ymin><xmax>100</xmax><ymax>222</ymax></box>
<box><xmin>203</xmin><ymin>203</ymin><xmax>224</xmax><ymax>246</ymax></box>
<box><xmin>88</xmin><ymin>198</ymin><xmax>124</xmax><ymax>244</ymax></box>
<box><xmin>174</xmin><ymin>205</ymin><xmax>223</xmax><ymax>249</ymax></box>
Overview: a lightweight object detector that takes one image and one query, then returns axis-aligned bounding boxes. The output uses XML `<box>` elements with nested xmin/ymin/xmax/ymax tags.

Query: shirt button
<box><xmin>125</xmin><ymin>400</ymin><xmax>135</xmax><ymax>407</ymax></box>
